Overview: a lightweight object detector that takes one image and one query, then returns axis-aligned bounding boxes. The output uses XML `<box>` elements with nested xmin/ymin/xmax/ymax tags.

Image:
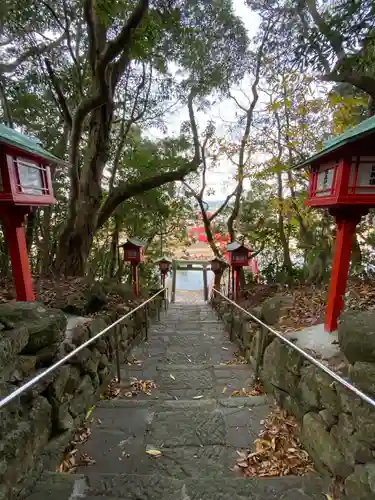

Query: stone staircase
<box><xmin>29</xmin><ymin>303</ymin><xmax>328</xmax><ymax>499</ymax></box>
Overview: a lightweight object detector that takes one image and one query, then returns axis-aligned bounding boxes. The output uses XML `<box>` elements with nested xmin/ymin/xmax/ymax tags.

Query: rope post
<box><xmin>144</xmin><ymin>303</ymin><xmax>149</xmax><ymax>341</ymax></box>
<box><xmin>114</xmin><ymin>326</ymin><xmax>121</xmax><ymax>383</ymax></box>
<box><xmin>229</xmin><ymin>306</ymin><xmax>234</xmax><ymax>341</ymax></box>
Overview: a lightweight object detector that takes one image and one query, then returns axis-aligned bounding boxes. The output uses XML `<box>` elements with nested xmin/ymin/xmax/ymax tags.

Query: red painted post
<box><xmin>161</xmin><ymin>272</ymin><xmax>166</xmax><ymax>288</ymax></box>
<box><xmin>324</xmin><ymin>213</ymin><xmax>361</xmax><ymax>332</ymax></box>
<box><xmin>1</xmin><ymin>208</ymin><xmax>35</xmax><ymax>301</ymax></box>
<box><xmin>235</xmin><ymin>269</ymin><xmax>241</xmax><ymax>301</ymax></box>
<box><xmin>132</xmin><ymin>263</ymin><xmax>138</xmax><ymax>297</ymax></box>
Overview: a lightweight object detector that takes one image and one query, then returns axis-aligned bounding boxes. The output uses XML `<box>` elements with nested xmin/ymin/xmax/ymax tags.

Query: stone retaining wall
<box><xmin>212</xmin><ymin>295</ymin><xmax>375</xmax><ymax>500</ymax></box>
<box><xmin>0</xmin><ymin>295</ymin><xmax>162</xmax><ymax>500</ymax></box>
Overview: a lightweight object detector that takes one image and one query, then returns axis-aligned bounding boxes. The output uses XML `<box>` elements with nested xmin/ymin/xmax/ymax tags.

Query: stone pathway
<box><xmin>30</xmin><ymin>303</ymin><xmax>327</xmax><ymax>500</ymax></box>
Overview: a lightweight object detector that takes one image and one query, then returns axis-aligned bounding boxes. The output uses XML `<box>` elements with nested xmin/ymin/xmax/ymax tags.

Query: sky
<box><xmin>146</xmin><ymin>0</ymin><xmax>261</xmax><ymax>201</ymax></box>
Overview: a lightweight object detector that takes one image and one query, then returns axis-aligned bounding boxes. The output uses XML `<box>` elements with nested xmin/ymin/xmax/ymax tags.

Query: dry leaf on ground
<box><xmin>234</xmin><ymin>407</ymin><xmax>314</xmax><ymax>477</ymax></box>
<box><xmin>231</xmin><ymin>380</ymin><xmax>264</xmax><ymax>397</ymax></box>
<box><xmin>146</xmin><ymin>447</ymin><xmax>162</xmax><ymax>457</ymax></box>
<box><xmin>220</xmin><ymin>351</ymin><xmax>247</xmax><ymax>366</ymax></box>
<box><xmin>103</xmin><ymin>378</ymin><xmax>121</xmax><ymax>399</ymax></box>
<box><xmin>56</xmin><ymin>424</ymin><xmax>94</xmax><ymax>473</ymax></box>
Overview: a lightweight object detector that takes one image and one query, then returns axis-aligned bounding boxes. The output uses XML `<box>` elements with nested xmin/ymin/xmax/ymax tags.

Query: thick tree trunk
<box><xmin>55</xmin><ymin>103</ymin><xmax>114</xmax><ymax>275</ymax></box>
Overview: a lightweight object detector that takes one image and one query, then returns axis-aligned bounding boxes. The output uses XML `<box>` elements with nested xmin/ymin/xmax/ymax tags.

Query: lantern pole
<box><xmin>0</xmin><ymin>207</ymin><xmax>35</xmax><ymax>301</ymax></box>
<box><xmin>324</xmin><ymin>210</ymin><xmax>363</xmax><ymax>332</ymax></box>
<box><xmin>235</xmin><ymin>268</ymin><xmax>241</xmax><ymax>301</ymax></box>
<box><xmin>131</xmin><ymin>263</ymin><xmax>139</xmax><ymax>297</ymax></box>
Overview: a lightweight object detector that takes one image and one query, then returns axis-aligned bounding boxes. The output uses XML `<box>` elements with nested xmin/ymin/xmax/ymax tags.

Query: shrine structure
<box><xmin>0</xmin><ymin>124</ymin><xmax>60</xmax><ymax>301</ymax></box>
<box><xmin>296</xmin><ymin>115</ymin><xmax>375</xmax><ymax>331</ymax></box>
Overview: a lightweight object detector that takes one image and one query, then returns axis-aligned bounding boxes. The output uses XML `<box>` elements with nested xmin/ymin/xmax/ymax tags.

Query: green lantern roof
<box><xmin>296</xmin><ymin>115</ymin><xmax>375</xmax><ymax>169</ymax></box>
<box><xmin>0</xmin><ymin>124</ymin><xmax>62</xmax><ymax>163</ymax></box>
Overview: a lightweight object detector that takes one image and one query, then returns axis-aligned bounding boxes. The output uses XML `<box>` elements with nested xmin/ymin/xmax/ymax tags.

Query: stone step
<box><xmin>29</xmin><ymin>471</ymin><xmax>329</xmax><ymax>500</ymax></box>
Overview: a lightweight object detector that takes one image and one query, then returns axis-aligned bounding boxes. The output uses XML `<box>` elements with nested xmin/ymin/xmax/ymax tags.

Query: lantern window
<box><xmin>13</xmin><ymin>158</ymin><xmax>49</xmax><ymax>195</ymax></box>
<box><xmin>314</xmin><ymin>162</ymin><xmax>337</xmax><ymax>197</ymax></box>
<box><xmin>348</xmin><ymin>156</ymin><xmax>375</xmax><ymax>194</ymax></box>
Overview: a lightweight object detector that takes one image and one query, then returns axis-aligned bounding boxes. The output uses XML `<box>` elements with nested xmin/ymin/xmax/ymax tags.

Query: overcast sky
<box><xmin>146</xmin><ymin>1</ymin><xmax>260</xmax><ymax>201</ymax></box>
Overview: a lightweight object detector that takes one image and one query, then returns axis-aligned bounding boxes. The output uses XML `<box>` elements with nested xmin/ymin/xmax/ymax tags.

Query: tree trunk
<box><xmin>55</xmin><ymin>103</ymin><xmax>114</xmax><ymax>275</ymax></box>
<box><xmin>276</xmin><ymin>173</ymin><xmax>293</xmax><ymax>275</ymax></box>
<box><xmin>109</xmin><ymin>217</ymin><xmax>120</xmax><ymax>278</ymax></box>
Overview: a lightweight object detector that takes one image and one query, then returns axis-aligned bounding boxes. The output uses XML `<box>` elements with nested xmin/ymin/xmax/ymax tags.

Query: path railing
<box><xmin>0</xmin><ymin>288</ymin><xmax>166</xmax><ymax>410</ymax></box>
<box><xmin>212</xmin><ymin>288</ymin><xmax>375</xmax><ymax>410</ymax></box>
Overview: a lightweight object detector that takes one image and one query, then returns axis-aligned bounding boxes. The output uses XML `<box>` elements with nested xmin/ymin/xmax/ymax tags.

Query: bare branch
<box><xmin>83</xmin><ymin>0</ymin><xmax>97</xmax><ymax>71</ymax></box>
<box><xmin>99</xmin><ymin>0</ymin><xmax>149</xmax><ymax>71</ymax></box>
<box><xmin>0</xmin><ymin>35</ymin><xmax>65</xmax><ymax>74</ymax></box>
<box><xmin>97</xmin><ymin>163</ymin><xmax>197</xmax><ymax>230</ymax></box>
<box><xmin>44</xmin><ymin>58</ymin><xmax>72</xmax><ymax>127</ymax></box>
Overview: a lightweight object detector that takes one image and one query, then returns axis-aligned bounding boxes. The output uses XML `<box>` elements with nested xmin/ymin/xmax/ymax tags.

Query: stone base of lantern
<box><xmin>286</xmin><ymin>323</ymin><xmax>340</xmax><ymax>360</ymax></box>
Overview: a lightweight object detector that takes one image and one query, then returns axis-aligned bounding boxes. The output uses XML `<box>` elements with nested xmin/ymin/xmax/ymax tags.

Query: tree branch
<box><xmin>96</xmin><ymin>164</ymin><xmax>197</xmax><ymax>230</ymax></box>
<box><xmin>83</xmin><ymin>0</ymin><xmax>97</xmax><ymax>72</ymax></box>
<box><xmin>99</xmin><ymin>0</ymin><xmax>149</xmax><ymax>71</ymax></box>
<box><xmin>45</xmin><ymin>58</ymin><xmax>72</xmax><ymax>127</ymax></box>
<box><xmin>0</xmin><ymin>35</ymin><xmax>65</xmax><ymax>74</ymax></box>
<box><xmin>209</xmin><ymin>189</ymin><xmax>237</xmax><ymax>222</ymax></box>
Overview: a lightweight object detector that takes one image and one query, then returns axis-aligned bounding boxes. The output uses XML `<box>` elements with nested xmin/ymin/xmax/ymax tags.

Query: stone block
<box><xmin>344</xmin><ymin>464</ymin><xmax>375</xmax><ymax>500</ymax></box>
<box><xmin>71</xmin><ymin>324</ymin><xmax>90</xmax><ymax>346</ymax></box>
<box><xmin>69</xmin><ymin>375</ymin><xmax>94</xmax><ymax>417</ymax></box>
<box><xmin>1</xmin><ymin>355</ymin><xmax>36</xmax><ymax>383</ymax></box>
<box><xmin>55</xmin><ymin>403</ymin><xmax>74</xmax><ymax>432</ymax></box>
<box><xmin>88</xmin><ymin>317</ymin><xmax>108</xmax><ymax>339</ymax></box>
<box><xmin>350</xmin><ymin>361</ymin><xmax>375</xmax><ymax>397</ymax></box>
<box><xmin>64</xmin><ymin>366</ymin><xmax>81</xmax><ymax>394</ymax></box>
<box><xmin>283</xmin><ymin>395</ymin><xmax>307</xmax><ymax>422</ymax></box>
<box><xmin>316</xmin><ymin>370</ymin><xmax>339</xmax><ymax>415</ymax></box>
<box><xmin>0</xmin><ymin>396</ymin><xmax>52</xmax><ymax>499</ymax></box>
<box><xmin>263</xmin><ymin>339</ymin><xmax>299</xmax><ymax>394</ymax></box>
<box><xmin>297</xmin><ymin>365</ymin><xmax>321</xmax><ymax>411</ymax></box>
<box><xmin>319</xmin><ymin>409</ymin><xmax>337</xmax><ymax>430</ymax></box>
<box><xmin>339</xmin><ymin>310</ymin><xmax>375</xmax><ymax>364</ymax></box>
<box><xmin>48</xmin><ymin>365</ymin><xmax>72</xmax><ymax>401</ymax></box>
<box><xmin>0</xmin><ymin>326</ymin><xmax>29</xmax><ymax>367</ymax></box>
<box><xmin>261</xmin><ymin>294</ymin><xmax>293</xmax><ymax>325</ymax></box>
<box><xmin>352</xmin><ymin>402</ymin><xmax>375</xmax><ymax>447</ymax></box>
<box><xmin>95</xmin><ymin>338</ymin><xmax>108</xmax><ymax>354</ymax></box>
<box><xmin>301</xmin><ymin>412</ymin><xmax>353</xmax><ymax>477</ymax></box>
<box><xmin>0</xmin><ymin>303</ymin><xmax>68</xmax><ymax>355</ymax></box>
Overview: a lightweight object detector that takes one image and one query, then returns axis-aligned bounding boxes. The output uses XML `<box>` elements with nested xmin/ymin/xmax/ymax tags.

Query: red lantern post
<box><xmin>226</xmin><ymin>242</ymin><xmax>250</xmax><ymax>300</ymax></box>
<box><xmin>156</xmin><ymin>257</ymin><xmax>172</xmax><ymax>287</ymax></box>
<box><xmin>0</xmin><ymin>125</ymin><xmax>59</xmax><ymax>301</ymax></box>
<box><xmin>120</xmin><ymin>238</ymin><xmax>145</xmax><ymax>297</ymax></box>
<box><xmin>296</xmin><ymin>116</ymin><xmax>375</xmax><ymax>331</ymax></box>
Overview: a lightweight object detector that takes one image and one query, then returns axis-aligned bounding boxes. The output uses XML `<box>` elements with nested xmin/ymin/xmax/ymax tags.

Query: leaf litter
<box><xmin>231</xmin><ymin>380</ymin><xmax>264</xmax><ymax>397</ymax></box>
<box><xmin>220</xmin><ymin>351</ymin><xmax>247</xmax><ymax>365</ymax></box>
<box><xmin>234</xmin><ymin>407</ymin><xmax>314</xmax><ymax>477</ymax></box>
<box><xmin>56</xmin><ymin>424</ymin><xmax>95</xmax><ymax>473</ymax></box>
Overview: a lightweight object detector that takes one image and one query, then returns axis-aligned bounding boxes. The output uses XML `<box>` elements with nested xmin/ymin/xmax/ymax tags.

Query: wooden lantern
<box><xmin>155</xmin><ymin>256</ymin><xmax>172</xmax><ymax>287</ymax></box>
<box><xmin>120</xmin><ymin>238</ymin><xmax>145</xmax><ymax>296</ymax></box>
<box><xmin>210</xmin><ymin>257</ymin><xmax>228</xmax><ymax>291</ymax></box>
<box><xmin>0</xmin><ymin>124</ymin><xmax>60</xmax><ymax>301</ymax></box>
<box><xmin>296</xmin><ymin>115</ymin><xmax>375</xmax><ymax>332</ymax></box>
<box><xmin>227</xmin><ymin>241</ymin><xmax>250</xmax><ymax>300</ymax></box>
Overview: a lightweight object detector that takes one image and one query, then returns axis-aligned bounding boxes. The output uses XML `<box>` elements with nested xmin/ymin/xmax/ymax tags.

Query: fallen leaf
<box><xmin>222</xmin><ymin>386</ymin><xmax>227</xmax><ymax>394</ymax></box>
<box><xmin>193</xmin><ymin>395</ymin><xmax>203</xmax><ymax>399</ymax></box>
<box><xmin>234</xmin><ymin>407</ymin><xmax>314</xmax><ymax>478</ymax></box>
<box><xmin>170</xmin><ymin>374</ymin><xmax>176</xmax><ymax>380</ymax></box>
<box><xmin>146</xmin><ymin>448</ymin><xmax>162</xmax><ymax>457</ymax></box>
